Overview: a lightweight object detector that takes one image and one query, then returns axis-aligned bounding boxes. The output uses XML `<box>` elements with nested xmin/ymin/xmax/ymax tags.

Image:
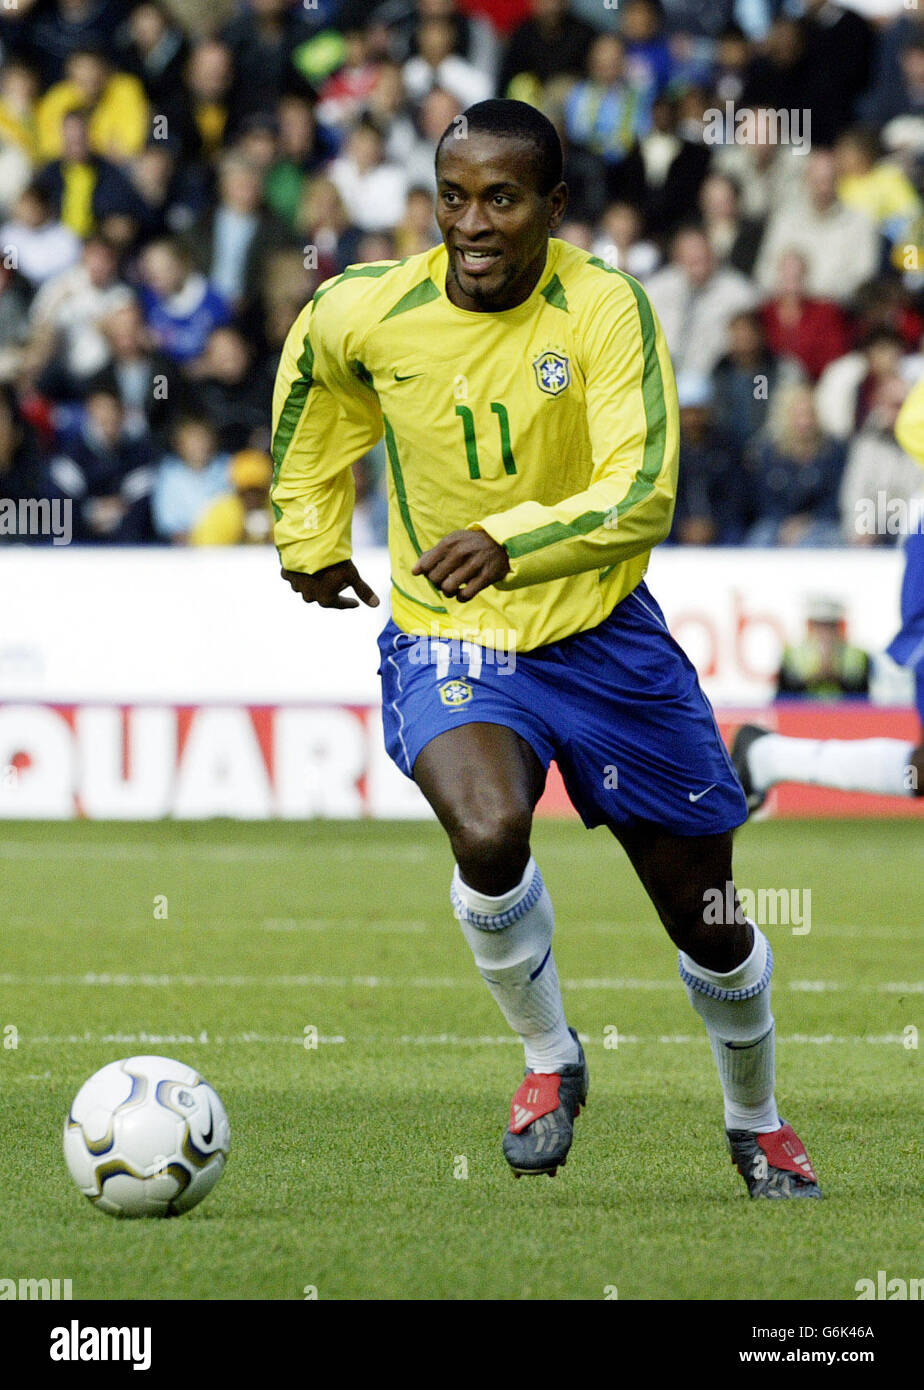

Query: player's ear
<box><xmin>548</xmin><ymin>182</ymin><xmax>568</xmax><ymax>231</ymax></box>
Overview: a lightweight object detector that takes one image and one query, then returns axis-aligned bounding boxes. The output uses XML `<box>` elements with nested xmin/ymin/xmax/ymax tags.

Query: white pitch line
<box><xmin>0</xmin><ymin>842</ymin><xmax>431</xmax><ymax>864</ymax></box>
<box><xmin>15</xmin><ymin>1032</ymin><xmax>913</xmax><ymax>1047</ymax></box>
<box><xmin>0</xmin><ymin>973</ymin><xmax>921</xmax><ymax>994</ymax></box>
<box><xmin>261</xmin><ymin>918</ymin><xmax>428</xmax><ymax>933</ymax></box>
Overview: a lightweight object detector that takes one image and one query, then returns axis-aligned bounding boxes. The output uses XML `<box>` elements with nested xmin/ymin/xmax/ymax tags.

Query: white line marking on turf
<box><xmin>18</xmin><ymin>1032</ymin><xmax>911</xmax><ymax>1047</ymax></box>
<box><xmin>0</xmin><ymin>973</ymin><xmax>921</xmax><ymax>991</ymax></box>
<box><xmin>0</xmin><ymin>842</ymin><xmax>431</xmax><ymax>863</ymax></box>
<box><xmin>261</xmin><ymin>918</ymin><xmax>427</xmax><ymax>933</ymax></box>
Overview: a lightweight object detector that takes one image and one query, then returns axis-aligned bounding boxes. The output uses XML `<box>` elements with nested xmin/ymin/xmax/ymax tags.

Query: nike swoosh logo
<box><xmin>688</xmin><ymin>784</ymin><xmax>717</xmax><ymax>802</ymax></box>
<box><xmin>393</xmin><ymin>371</ymin><xmax>423</xmax><ymax>381</ymax></box>
<box><xmin>201</xmin><ymin>1097</ymin><xmax>214</xmax><ymax>1145</ymax></box>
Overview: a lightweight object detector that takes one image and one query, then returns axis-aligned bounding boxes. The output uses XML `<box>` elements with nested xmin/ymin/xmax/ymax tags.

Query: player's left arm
<box><xmin>415</xmin><ymin>280</ymin><xmax>679</xmax><ymax>598</ymax></box>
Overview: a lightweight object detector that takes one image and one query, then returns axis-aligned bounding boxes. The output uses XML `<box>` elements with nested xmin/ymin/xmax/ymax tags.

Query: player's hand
<box><xmin>413</xmin><ymin>529</ymin><xmax>510</xmax><ymax>601</ymax></box>
<box><xmin>281</xmin><ymin>560</ymin><xmax>380</xmax><ymax>610</ymax></box>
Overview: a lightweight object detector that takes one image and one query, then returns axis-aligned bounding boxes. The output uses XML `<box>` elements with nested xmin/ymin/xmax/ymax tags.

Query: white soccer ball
<box><xmin>63</xmin><ymin>1055</ymin><xmax>230</xmax><ymax>1218</ymax></box>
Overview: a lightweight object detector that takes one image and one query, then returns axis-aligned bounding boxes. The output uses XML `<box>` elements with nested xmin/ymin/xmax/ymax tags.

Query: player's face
<box><xmin>436</xmin><ymin>134</ymin><xmax>566</xmax><ymax>312</ymax></box>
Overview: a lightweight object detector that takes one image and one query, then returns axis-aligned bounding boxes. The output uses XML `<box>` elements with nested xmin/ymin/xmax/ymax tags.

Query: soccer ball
<box><xmin>63</xmin><ymin>1055</ymin><xmax>230</xmax><ymax>1217</ymax></box>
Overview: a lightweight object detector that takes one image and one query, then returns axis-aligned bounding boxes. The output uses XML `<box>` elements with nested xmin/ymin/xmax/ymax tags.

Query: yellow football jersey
<box><xmin>896</xmin><ymin>374</ymin><xmax>924</xmax><ymax>469</ymax></box>
<box><xmin>271</xmin><ymin>237</ymin><xmax>679</xmax><ymax>651</ymax></box>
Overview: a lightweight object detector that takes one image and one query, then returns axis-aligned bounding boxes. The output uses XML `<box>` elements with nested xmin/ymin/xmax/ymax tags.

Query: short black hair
<box><xmin>436</xmin><ymin>99</ymin><xmax>563</xmax><ymax>197</ymax></box>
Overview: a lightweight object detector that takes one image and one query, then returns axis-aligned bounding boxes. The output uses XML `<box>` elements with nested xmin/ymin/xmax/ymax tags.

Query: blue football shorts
<box><xmin>378</xmin><ymin>579</ymin><xmax>748</xmax><ymax>837</ymax></box>
<box><xmin>886</xmin><ymin>528</ymin><xmax>924</xmax><ymax>725</ymax></box>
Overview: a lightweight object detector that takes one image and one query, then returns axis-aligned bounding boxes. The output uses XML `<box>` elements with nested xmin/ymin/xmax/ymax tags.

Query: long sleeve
<box><xmin>472</xmin><ymin>275</ymin><xmax>679</xmax><ymax>588</ymax></box>
<box><xmin>270</xmin><ymin>286</ymin><xmax>384</xmax><ymax>575</ymax></box>
<box><xmin>895</xmin><ymin>375</ymin><xmax>924</xmax><ymax>469</ymax></box>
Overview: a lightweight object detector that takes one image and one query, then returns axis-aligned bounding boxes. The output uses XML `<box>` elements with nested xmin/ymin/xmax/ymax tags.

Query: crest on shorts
<box><xmin>438</xmin><ymin>678</ymin><xmax>473</xmax><ymax>707</ymax></box>
<box><xmin>533</xmin><ymin>351</ymin><xmax>570</xmax><ymax>396</ymax></box>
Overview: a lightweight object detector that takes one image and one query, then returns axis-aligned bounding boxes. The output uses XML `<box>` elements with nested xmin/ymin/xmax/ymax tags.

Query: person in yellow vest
<box><xmin>190</xmin><ymin>449</ymin><xmax>274</xmax><ymax>546</ymax></box>
<box><xmin>775</xmin><ymin>597</ymin><xmax>871</xmax><ymax>700</ymax></box>
<box><xmin>36</xmin><ymin>47</ymin><xmax>149</xmax><ymax>165</ymax></box>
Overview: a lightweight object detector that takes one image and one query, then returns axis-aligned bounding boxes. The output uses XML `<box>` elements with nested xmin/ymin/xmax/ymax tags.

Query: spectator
<box><xmin>44</xmin><ymin>383</ymin><xmax>153</xmax><ymax>542</ymax></box>
<box><xmin>698</xmin><ymin>170</ymin><xmax>762</xmax><ymax>277</ymax></box>
<box><xmin>646</xmin><ymin>224</ymin><xmax>757</xmax><ymax>376</ymax></box>
<box><xmin>670</xmin><ymin>372</ymin><xmax>748</xmax><ymax>546</ymax></box>
<box><xmin>497</xmin><ymin>0</ymin><xmax>595</xmax><ymax>102</ymax></box>
<box><xmin>36</xmin><ymin>109</ymin><xmax>151</xmax><ymax>241</ymax></box>
<box><xmin>190</xmin><ymin>447</ymin><xmax>274</xmax><ymax>546</ymax></box>
<box><xmin>18</xmin><ymin>0</ymin><xmax>132</xmax><ymax>88</ymax></box>
<box><xmin>800</xmin><ymin>0</ymin><xmax>875</xmax><ymax>148</ymax></box>
<box><xmin>850</xmin><ymin>276</ymin><xmax>924</xmax><ymax>355</ymax></box>
<box><xmin>151</xmin><ymin>410</ymin><xmax>231</xmax><ymax>543</ymax></box>
<box><xmin>0</xmin><ymin>382</ymin><xmax>44</xmax><ymax>539</ymax></box>
<box><xmin>137</xmin><ymin>237</ymin><xmax>230</xmax><ymax>363</ymax></box>
<box><xmin>745</xmin><ymin>382</ymin><xmax>847</xmax><ymax>547</ymax></box>
<box><xmin>712</xmin><ymin>103</ymin><xmax>807</xmax><ymax>222</ymax></box>
<box><xmin>401</xmin><ymin>86</ymin><xmax>462</xmax><ymax>194</ymax></box>
<box><xmin>184</xmin><ymin>39</ymin><xmax>234</xmax><ymax>160</ymax></box>
<box><xmin>184</xmin><ymin>152</ymin><xmax>291</xmax><ymax>315</ymax></box>
<box><xmin>94</xmin><ymin>297</ymin><xmax>179</xmax><ymax>443</ymax></box>
<box><xmin>833</xmin><ymin>125</ymin><xmax>921</xmax><ymax>249</ymax></box>
<box><xmin>591</xmin><ymin>201</ymin><xmax>660</xmax><ymax>281</ymax></box>
<box><xmin>36</xmin><ymin>45</ymin><xmax>150</xmax><ymax>164</ymax></box>
<box><xmin>184</xmin><ymin>326</ymin><xmax>269</xmax><ymax>453</ymax></box>
<box><xmin>328</xmin><ymin>120</ymin><xmax>408</xmax><ymax>234</ymax></box>
<box><xmin>393</xmin><ymin>185</ymin><xmax>439</xmax><ymax>259</ymax></box>
<box><xmin>220</xmin><ymin>0</ymin><xmax>317</xmax><ymax>132</ymax></box>
<box><xmin>27</xmin><ymin>233</ymin><xmax>132</xmax><ymax>395</ymax></box>
<box><xmin>839</xmin><ymin>375</ymin><xmax>924</xmax><ymax>547</ymax></box>
<box><xmin>0</xmin><ymin>264</ymin><xmax>31</xmax><ymax>383</ymax></box>
<box><xmin>117</xmin><ymin>2</ymin><xmax>189</xmax><ymax>112</ymax></box>
<box><xmin>759</xmin><ymin>248</ymin><xmax>849</xmax><ymax>382</ymax></box>
<box><xmin>314</xmin><ymin>26</ymin><xmax>382</xmax><ymax>134</ymax></box>
<box><xmin>264</xmin><ymin>94</ymin><xmax>329</xmax><ymax>231</ymax></box>
<box><xmin>711</xmin><ymin>309</ymin><xmax>781</xmax><ymax>452</ymax></box>
<box><xmin>0</xmin><ymin>59</ymin><xmax>38</xmax><ymax>217</ymax></box>
<box><xmin>815</xmin><ymin>327</ymin><xmax>907</xmax><ymax>442</ymax></box>
<box><xmin>754</xmin><ymin>148</ymin><xmax>881</xmax><ymax>306</ymax></box>
<box><xmin>774</xmin><ymin>598</ymin><xmax>871</xmax><ymax>700</ymax></box>
<box><xmin>620</xmin><ymin>0</ymin><xmax>672</xmax><ymax>99</ymax></box>
<box><xmin>563</xmin><ymin>34</ymin><xmax>652</xmax><ymax>209</ymax></box>
<box><xmin>643</xmin><ymin>87</ymin><xmax>713</xmax><ymax>237</ymax></box>
<box><xmin>295</xmin><ymin>174</ymin><xmax>361</xmax><ymax>281</ymax></box>
<box><xmin>402</xmin><ymin>16</ymin><xmax>492</xmax><ymax>109</ymax></box>
<box><xmin>0</xmin><ymin>182</ymin><xmax>81</xmax><ymax>289</ymax></box>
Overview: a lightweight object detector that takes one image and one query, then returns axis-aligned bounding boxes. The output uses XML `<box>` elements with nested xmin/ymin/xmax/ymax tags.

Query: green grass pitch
<box><xmin>0</xmin><ymin>818</ymin><xmax>920</xmax><ymax>1301</ymax></box>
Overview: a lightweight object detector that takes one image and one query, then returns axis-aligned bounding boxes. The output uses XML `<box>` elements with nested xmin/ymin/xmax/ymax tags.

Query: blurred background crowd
<box><xmin>1</xmin><ymin>0</ymin><xmax>924</xmax><ymax>551</ymax></box>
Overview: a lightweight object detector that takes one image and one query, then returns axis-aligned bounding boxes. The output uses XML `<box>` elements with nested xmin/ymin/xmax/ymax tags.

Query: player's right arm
<box><xmin>271</xmin><ymin>281</ymin><xmax>384</xmax><ymax>608</ymax></box>
<box><xmin>895</xmin><ymin>375</ymin><xmax>924</xmax><ymax>467</ymax></box>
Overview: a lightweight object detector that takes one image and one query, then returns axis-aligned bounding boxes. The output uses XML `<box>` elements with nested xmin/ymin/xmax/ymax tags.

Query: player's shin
<box><xmin>678</xmin><ymin>923</ymin><xmax>780</xmax><ymax>1134</ymax></box>
<box><xmin>451</xmin><ymin>858</ymin><xmax>579</xmax><ymax>1072</ymax></box>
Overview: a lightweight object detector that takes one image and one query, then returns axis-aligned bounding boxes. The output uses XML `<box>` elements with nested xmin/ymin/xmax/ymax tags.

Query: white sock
<box><xmin>451</xmin><ymin>857</ymin><xmax>579</xmax><ymax>1073</ymax></box>
<box><xmin>749</xmin><ymin>734</ymin><xmax>915</xmax><ymax>797</ymax></box>
<box><xmin>679</xmin><ymin>923</ymin><xmax>780</xmax><ymax>1134</ymax></box>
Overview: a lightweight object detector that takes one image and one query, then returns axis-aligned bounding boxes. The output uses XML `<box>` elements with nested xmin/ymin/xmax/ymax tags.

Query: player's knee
<box><xmin>450</xmin><ymin>804</ymin><xmax>532</xmax><ymax>886</ymax></box>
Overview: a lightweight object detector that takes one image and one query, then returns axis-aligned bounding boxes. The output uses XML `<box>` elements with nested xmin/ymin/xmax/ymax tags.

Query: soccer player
<box><xmin>271</xmin><ymin>100</ymin><xmax>821</xmax><ymax>1198</ymax></box>
<box><xmin>733</xmin><ymin>374</ymin><xmax>924</xmax><ymax>810</ymax></box>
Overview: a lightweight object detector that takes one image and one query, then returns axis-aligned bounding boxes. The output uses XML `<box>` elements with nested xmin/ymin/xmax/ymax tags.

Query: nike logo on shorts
<box><xmin>688</xmin><ymin>784</ymin><xmax>717</xmax><ymax>802</ymax></box>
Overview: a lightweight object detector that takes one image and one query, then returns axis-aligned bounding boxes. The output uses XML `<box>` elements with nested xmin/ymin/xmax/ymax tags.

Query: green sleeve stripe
<box><xmin>503</xmin><ymin>271</ymin><xmax>668</xmax><ymax>561</ymax></box>
<box><xmin>383</xmin><ymin>414</ymin><xmax>422</xmax><ymax>556</ymax></box>
<box><xmin>271</xmin><ymin>331</ymin><xmax>316</xmax><ymax>512</ymax></box>
<box><xmin>540</xmin><ymin>273</ymin><xmax>569</xmax><ymax>312</ymax></box>
<box><xmin>381</xmin><ymin>277</ymin><xmax>440</xmax><ymax>320</ymax></box>
<box><xmin>391</xmin><ymin>579</ymin><xmax>448</xmax><ymax>615</ymax></box>
<box><xmin>312</xmin><ymin>260</ymin><xmax>406</xmax><ymax>306</ymax></box>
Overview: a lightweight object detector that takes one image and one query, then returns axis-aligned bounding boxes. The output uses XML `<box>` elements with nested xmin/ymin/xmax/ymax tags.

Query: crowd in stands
<box><xmin>1</xmin><ymin>0</ymin><xmax>924</xmax><ymax>550</ymax></box>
